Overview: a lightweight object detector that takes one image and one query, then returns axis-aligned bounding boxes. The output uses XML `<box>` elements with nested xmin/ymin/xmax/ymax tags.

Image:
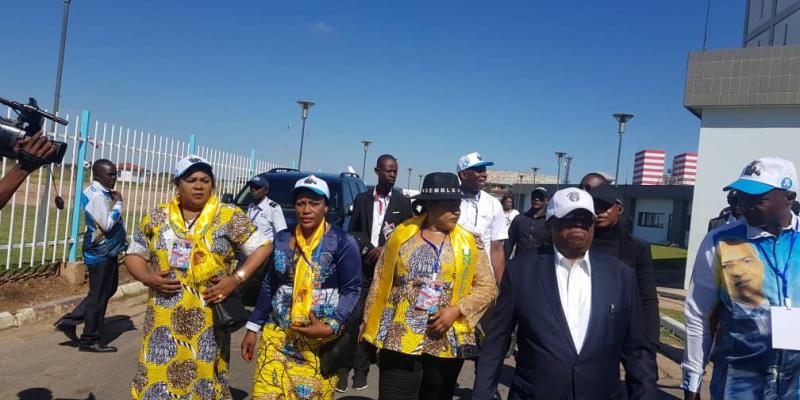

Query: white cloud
<box><xmin>311</xmin><ymin>22</ymin><xmax>332</xmax><ymax>34</ymax></box>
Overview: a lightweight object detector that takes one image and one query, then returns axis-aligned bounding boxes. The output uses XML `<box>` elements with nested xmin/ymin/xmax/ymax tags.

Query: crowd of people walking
<box><xmin>53</xmin><ymin>150</ymin><xmax>800</xmax><ymax>399</ymax></box>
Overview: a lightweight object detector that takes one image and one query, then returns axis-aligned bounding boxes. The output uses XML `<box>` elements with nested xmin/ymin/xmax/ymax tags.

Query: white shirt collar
<box><xmin>251</xmin><ymin>196</ymin><xmax>272</xmax><ymax>211</ymax></box>
<box><xmin>373</xmin><ymin>187</ymin><xmax>393</xmax><ymax>199</ymax></box>
<box><xmin>554</xmin><ymin>247</ymin><xmax>591</xmax><ymax>274</ymax></box>
<box><xmin>91</xmin><ymin>180</ymin><xmax>111</xmax><ymax>193</ymax></box>
<box><xmin>734</xmin><ymin>298</ymin><xmax>771</xmax><ymax>315</ymax></box>
<box><xmin>745</xmin><ymin>213</ymin><xmax>799</xmax><ymax>240</ymax></box>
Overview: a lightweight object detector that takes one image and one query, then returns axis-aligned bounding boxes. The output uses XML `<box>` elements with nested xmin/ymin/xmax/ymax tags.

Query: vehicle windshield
<box><xmin>235</xmin><ymin>175</ymin><xmax>341</xmax><ymax>215</ymax></box>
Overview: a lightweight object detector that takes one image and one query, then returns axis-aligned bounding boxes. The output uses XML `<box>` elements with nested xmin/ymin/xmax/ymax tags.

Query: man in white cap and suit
<box><xmin>474</xmin><ymin>187</ymin><xmax>657</xmax><ymax>399</ymax></box>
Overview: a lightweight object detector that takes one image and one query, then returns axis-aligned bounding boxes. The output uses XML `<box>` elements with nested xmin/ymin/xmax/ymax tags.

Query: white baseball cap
<box><xmin>293</xmin><ymin>175</ymin><xmax>330</xmax><ymax>199</ymax></box>
<box><xmin>725</xmin><ymin>156</ymin><xmax>798</xmax><ymax>195</ymax></box>
<box><xmin>175</xmin><ymin>155</ymin><xmax>213</xmax><ymax>178</ymax></box>
<box><xmin>457</xmin><ymin>152</ymin><xmax>494</xmax><ymax>173</ymax></box>
<box><xmin>546</xmin><ymin>188</ymin><xmax>596</xmax><ymax>221</ymax></box>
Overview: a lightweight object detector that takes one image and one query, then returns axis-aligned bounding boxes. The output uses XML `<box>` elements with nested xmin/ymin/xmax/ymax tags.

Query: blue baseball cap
<box><xmin>725</xmin><ymin>157</ymin><xmax>798</xmax><ymax>195</ymax></box>
<box><xmin>457</xmin><ymin>152</ymin><xmax>495</xmax><ymax>173</ymax></box>
<box><xmin>248</xmin><ymin>175</ymin><xmax>269</xmax><ymax>189</ymax></box>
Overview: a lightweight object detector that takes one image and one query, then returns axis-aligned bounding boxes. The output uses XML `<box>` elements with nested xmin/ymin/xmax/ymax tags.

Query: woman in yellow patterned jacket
<box><xmin>125</xmin><ymin>155</ymin><xmax>272</xmax><ymax>400</ymax></box>
<box><xmin>362</xmin><ymin>172</ymin><xmax>497</xmax><ymax>400</ymax></box>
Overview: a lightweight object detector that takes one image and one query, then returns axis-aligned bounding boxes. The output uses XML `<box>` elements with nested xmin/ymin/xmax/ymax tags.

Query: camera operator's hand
<box><xmin>110</xmin><ymin>191</ymin><xmax>123</xmax><ymax>203</ymax></box>
<box><xmin>13</xmin><ymin>132</ymin><xmax>56</xmax><ymax>172</ymax></box>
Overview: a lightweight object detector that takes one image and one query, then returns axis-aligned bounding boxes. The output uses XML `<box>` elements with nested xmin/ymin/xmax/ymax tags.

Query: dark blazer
<box><xmin>591</xmin><ymin>229</ymin><xmax>660</xmax><ymax>349</ymax></box>
<box><xmin>473</xmin><ymin>251</ymin><xmax>657</xmax><ymax>400</ymax></box>
<box><xmin>348</xmin><ymin>188</ymin><xmax>413</xmax><ymax>246</ymax></box>
<box><xmin>348</xmin><ymin>187</ymin><xmax>413</xmax><ymax>282</ymax></box>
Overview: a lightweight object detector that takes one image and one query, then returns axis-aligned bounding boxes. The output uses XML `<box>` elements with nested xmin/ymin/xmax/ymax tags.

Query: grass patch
<box><xmin>660</xmin><ymin>308</ymin><xmax>685</xmax><ymax>324</ymax></box>
<box><xmin>651</xmin><ymin>244</ymin><xmax>687</xmax><ymax>270</ymax></box>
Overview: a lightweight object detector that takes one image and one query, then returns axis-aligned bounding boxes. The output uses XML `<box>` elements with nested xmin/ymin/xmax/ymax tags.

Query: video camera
<box><xmin>0</xmin><ymin>96</ymin><xmax>68</xmax><ymax>164</ymax></box>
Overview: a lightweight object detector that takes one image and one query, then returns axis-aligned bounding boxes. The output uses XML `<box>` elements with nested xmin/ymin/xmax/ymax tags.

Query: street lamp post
<box><xmin>532</xmin><ymin>167</ymin><xmax>539</xmax><ymax>186</ymax></box>
<box><xmin>360</xmin><ymin>140</ymin><xmax>372</xmax><ymax>183</ymax></box>
<box><xmin>296</xmin><ymin>100</ymin><xmax>315</xmax><ymax>170</ymax></box>
<box><xmin>37</xmin><ymin>0</ymin><xmax>72</xmax><ymax>243</ymax></box>
<box><xmin>555</xmin><ymin>152</ymin><xmax>567</xmax><ymax>191</ymax></box>
<box><xmin>407</xmin><ymin>167</ymin><xmax>413</xmax><ymax>191</ymax></box>
<box><xmin>613</xmin><ymin>113</ymin><xmax>634</xmax><ymax>186</ymax></box>
<box><xmin>418</xmin><ymin>174</ymin><xmax>423</xmax><ymax>191</ymax></box>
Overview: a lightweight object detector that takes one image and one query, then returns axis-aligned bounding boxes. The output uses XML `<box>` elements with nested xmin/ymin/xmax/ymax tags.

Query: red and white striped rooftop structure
<box><xmin>633</xmin><ymin>149</ymin><xmax>666</xmax><ymax>185</ymax></box>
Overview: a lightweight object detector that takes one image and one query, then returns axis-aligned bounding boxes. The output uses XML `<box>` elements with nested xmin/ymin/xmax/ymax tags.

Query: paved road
<box><xmin>0</xmin><ymin>294</ymin><xmax>704</xmax><ymax>399</ymax></box>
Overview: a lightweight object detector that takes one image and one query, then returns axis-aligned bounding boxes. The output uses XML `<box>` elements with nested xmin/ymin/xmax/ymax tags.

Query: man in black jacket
<box><xmin>338</xmin><ymin>154</ymin><xmax>414</xmax><ymax>392</ymax></box>
<box><xmin>473</xmin><ymin>188</ymin><xmax>657</xmax><ymax>399</ymax></box>
<box><xmin>590</xmin><ymin>184</ymin><xmax>660</xmax><ymax>354</ymax></box>
<box><xmin>505</xmin><ymin>187</ymin><xmax>550</xmax><ymax>259</ymax></box>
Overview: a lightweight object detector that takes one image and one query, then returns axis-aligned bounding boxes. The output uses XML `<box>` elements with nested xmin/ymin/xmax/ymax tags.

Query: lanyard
<box><xmin>421</xmin><ymin>231</ymin><xmax>448</xmax><ymax>275</ymax></box>
<box><xmin>248</xmin><ymin>204</ymin><xmax>262</xmax><ymax>222</ymax></box>
<box><xmin>754</xmin><ymin>220</ymin><xmax>799</xmax><ymax>308</ymax></box>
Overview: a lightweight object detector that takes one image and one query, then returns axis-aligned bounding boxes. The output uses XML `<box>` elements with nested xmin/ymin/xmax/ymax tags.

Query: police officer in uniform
<box><xmin>248</xmin><ymin>174</ymin><xmax>287</xmax><ymax>241</ymax></box>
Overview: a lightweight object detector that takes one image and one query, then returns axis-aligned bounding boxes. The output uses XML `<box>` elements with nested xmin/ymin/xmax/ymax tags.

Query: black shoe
<box><xmin>78</xmin><ymin>343</ymin><xmax>117</xmax><ymax>353</ymax></box>
<box><xmin>352</xmin><ymin>372</ymin><xmax>368</xmax><ymax>391</ymax></box>
<box><xmin>335</xmin><ymin>370</ymin><xmax>349</xmax><ymax>393</ymax></box>
<box><xmin>53</xmin><ymin>320</ymin><xmax>78</xmax><ymax>342</ymax></box>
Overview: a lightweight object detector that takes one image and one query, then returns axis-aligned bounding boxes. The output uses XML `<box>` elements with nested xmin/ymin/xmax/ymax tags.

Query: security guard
<box><xmin>248</xmin><ymin>174</ymin><xmax>287</xmax><ymax>241</ymax></box>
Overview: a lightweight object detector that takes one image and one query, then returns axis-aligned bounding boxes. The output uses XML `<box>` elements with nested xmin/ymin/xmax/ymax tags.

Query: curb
<box><xmin>0</xmin><ymin>281</ymin><xmax>148</xmax><ymax>332</ymax></box>
<box><xmin>660</xmin><ymin>315</ymin><xmax>687</xmax><ymax>341</ymax></box>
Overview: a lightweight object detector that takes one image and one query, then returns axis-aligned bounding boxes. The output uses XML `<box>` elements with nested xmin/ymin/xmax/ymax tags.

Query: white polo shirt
<box><xmin>459</xmin><ymin>190</ymin><xmax>508</xmax><ymax>266</ymax></box>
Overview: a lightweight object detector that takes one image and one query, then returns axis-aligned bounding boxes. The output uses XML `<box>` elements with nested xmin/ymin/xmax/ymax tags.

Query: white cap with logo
<box><xmin>546</xmin><ymin>188</ymin><xmax>596</xmax><ymax>221</ymax></box>
<box><xmin>725</xmin><ymin>156</ymin><xmax>798</xmax><ymax>195</ymax></box>
<box><xmin>175</xmin><ymin>155</ymin><xmax>213</xmax><ymax>178</ymax></box>
<box><xmin>293</xmin><ymin>175</ymin><xmax>330</xmax><ymax>199</ymax></box>
<box><xmin>457</xmin><ymin>152</ymin><xmax>495</xmax><ymax>173</ymax></box>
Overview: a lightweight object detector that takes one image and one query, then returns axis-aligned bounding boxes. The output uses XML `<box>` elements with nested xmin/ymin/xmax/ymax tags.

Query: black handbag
<box><xmin>211</xmin><ymin>290</ymin><xmax>248</xmax><ymax>333</ymax></box>
<box><xmin>318</xmin><ymin>295</ymin><xmax>366</xmax><ymax>377</ymax></box>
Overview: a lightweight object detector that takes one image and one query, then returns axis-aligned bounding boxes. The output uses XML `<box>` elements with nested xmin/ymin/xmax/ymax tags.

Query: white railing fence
<box><xmin>0</xmin><ymin>108</ymin><xmax>280</xmax><ymax>271</ymax></box>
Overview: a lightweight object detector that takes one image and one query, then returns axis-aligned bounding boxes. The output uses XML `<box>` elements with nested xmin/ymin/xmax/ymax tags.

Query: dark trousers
<box><xmin>378</xmin><ymin>349</ymin><xmax>465</xmax><ymax>400</ymax></box>
<box><xmin>339</xmin><ymin>341</ymin><xmax>373</xmax><ymax>378</ymax></box>
<box><xmin>59</xmin><ymin>257</ymin><xmax>119</xmax><ymax>344</ymax></box>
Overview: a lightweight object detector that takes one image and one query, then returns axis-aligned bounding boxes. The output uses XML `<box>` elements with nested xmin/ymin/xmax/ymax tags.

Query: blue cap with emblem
<box><xmin>248</xmin><ymin>174</ymin><xmax>270</xmax><ymax>189</ymax></box>
<box><xmin>725</xmin><ymin>156</ymin><xmax>798</xmax><ymax>195</ymax></box>
<box><xmin>457</xmin><ymin>152</ymin><xmax>495</xmax><ymax>173</ymax></box>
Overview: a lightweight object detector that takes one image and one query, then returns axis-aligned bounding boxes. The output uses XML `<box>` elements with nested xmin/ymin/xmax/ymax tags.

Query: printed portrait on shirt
<box><xmin>718</xmin><ymin>240</ymin><xmax>766</xmax><ymax>308</ymax></box>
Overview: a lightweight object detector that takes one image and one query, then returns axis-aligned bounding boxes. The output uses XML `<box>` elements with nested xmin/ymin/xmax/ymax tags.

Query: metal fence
<box><xmin>0</xmin><ymin>108</ymin><xmax>280</xmax><ymax>271</ymax></box>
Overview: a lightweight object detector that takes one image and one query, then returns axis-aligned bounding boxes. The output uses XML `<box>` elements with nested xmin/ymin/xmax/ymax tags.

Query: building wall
<box><xmin>745</xmin><ymin>0</ymin><xmax>800</xmax><ymax>47</ymax></box>
<box><xmin>684</xmin><ymin>105</ymin><xmax>800</xmax><ymax>288</ymax></box>
<box><xmin>633</xmin><ymin>150</ymin><xmax>666</xmax><ymax>185</ymax></box>
<box><xmin>672</xmin><ymin>152</ymin><xmax>698</xmax><ymax>185</ymax></box>
<box><xmin>632</xmin><ymin>198</ymin><xmax>674</xmax><ymax>243</ymax></box>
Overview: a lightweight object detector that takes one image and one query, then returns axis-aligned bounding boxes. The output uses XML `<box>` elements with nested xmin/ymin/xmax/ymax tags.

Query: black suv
<box><xmin>229</xmin><ymin>168</ymin><xmax>367</xmax><ymax>306</ymax></box>
<box><xmin>231</xmin><ymin>168</ymin><xmax>367</xmax><ymax>229</ymax></box>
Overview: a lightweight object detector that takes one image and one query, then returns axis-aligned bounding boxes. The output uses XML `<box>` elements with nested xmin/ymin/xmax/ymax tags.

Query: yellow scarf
<box><xmin>363</xmin><ymin>215</ymin><xmax>478</xmax><ymax>343</ymax></box>
<box><xmin>290</xmin><ymin>220</ymin><xmax>327</xmax><ymax>326</ymax></box>
<box><xmin>167</xmin><ymin>194</ymin><xmax>225</xmax><ymax>284</ymax></box>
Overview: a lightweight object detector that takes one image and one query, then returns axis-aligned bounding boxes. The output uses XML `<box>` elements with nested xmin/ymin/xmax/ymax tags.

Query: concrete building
<box><xmin>632</xmin><ymin>149</ymin><xmax>666</xmax><ymax>185</ymax></box>
<box><xmin>745</xmin><ymin>0</ymin><xmax>800</xmax><ymax>47</ymax></box>
<box><xmin>682</xmin><ymin>43</ymin><xmax>800</xmax><ymax>288</ymax></box>
<box><xmin>509</xmin><ymin>183</ymin><xmax>693</xmax><ymax>246</ymax></box>
<box><xmin>671</xmin><ymin>152</ymin><xmax>698</xmax><ymax>185</ymax></box>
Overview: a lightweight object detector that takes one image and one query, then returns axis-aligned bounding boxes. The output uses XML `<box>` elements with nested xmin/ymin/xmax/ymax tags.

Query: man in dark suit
<box><xmin>337</xmin><ymin>154</ymin><xmax>414</xmax><ymax>393</ymax></box>
<box><xmin>474</xmin><ymin>188</ymin><xmax>657</xmax><ymax>400</ymax></box>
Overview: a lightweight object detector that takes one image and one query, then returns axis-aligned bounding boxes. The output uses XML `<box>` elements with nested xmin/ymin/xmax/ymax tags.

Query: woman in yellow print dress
<box><xmin>240</xmin><ymin>175</ymin><xmax>363</xmax><ymax>400</ymax></box>
<box><xmin>362</xmin><ymin>172</ymin><xmax>497</xmax><ymax>400</ymax></box>
<box><xmin>125</xmin><ymin>155</ymin><xmax>272</xmax><ymax>400</ymax></box>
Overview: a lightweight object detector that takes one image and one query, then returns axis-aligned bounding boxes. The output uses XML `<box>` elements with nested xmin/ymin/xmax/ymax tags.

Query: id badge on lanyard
<box><xmin>415</xmin><ymin>233</ymin><xmax>448</xmax><ymax>313</ymax></box>
<box><xmin>169</xmin><ymin>238</ymin><xmax>193</xmax><ymax>270</ymax></box>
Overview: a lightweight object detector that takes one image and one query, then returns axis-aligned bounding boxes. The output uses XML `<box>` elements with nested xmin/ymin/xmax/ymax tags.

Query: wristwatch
<box><xmin>234</xmin><ymin>269</ymin><xmax>247</xmax><ymax>284</ymax></box>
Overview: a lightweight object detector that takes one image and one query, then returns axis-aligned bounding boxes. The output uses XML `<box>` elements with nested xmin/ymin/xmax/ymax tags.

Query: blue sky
<box><xmin>2</xmin><ymin>1</ymin><xmax>745</xmax><ymax>185</ymax></box>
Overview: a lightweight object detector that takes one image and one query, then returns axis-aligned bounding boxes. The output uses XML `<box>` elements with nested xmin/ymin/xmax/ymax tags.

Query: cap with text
<box><xmin>457</xmin><ymin>152</ymin><xmax>495</xmax><ymax>173</ymax></box>
<box><xmin>175</xmin><ymin>155</ymin><xmax>213</xmax><ymax>178</ymax></box>
<box><xmin>546</xmin><ymin>188</ymin><xmax>596</xmax><ymax>221</ymax></box>
<box><xmin>293</xmin><ymin>175</ymin><xmax>330</xmax><ymax>199</ymax></box>
<box><xmin>725</xmin><ymin>156</ymin><xmax>798</xmax><ymax>195</ymax></box>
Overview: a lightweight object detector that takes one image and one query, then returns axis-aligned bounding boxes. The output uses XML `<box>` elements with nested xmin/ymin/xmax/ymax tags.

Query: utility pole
<box><xmin>564</xmin><ymin>155</ymin><xmax>573</xmax><ymax>185</ymax></box>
